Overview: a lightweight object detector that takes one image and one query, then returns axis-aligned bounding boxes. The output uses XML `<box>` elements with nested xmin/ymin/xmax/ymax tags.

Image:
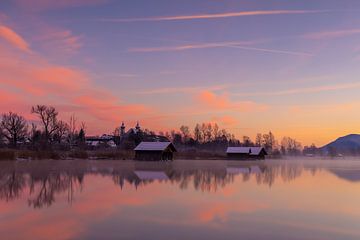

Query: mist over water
<box><xmin>1</xmin><ymin>159</ymin><xmax>360</xmax><ymax>240</ymax></box>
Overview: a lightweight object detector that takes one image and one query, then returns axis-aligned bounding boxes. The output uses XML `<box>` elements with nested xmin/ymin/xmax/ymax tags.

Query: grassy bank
<box><xmin>176</xmin><ymin>149</ymin><xmax>227</xmax><ymax>160</ymax></box>
<box><xmin>0</xmin><ymin>149</ymin><xmax>134</xmax><ymax>161</ymax></box>
<box><xmin>0</xmin><ymin>148</ymin><xmax>280</xmax><ymax>161</ymax></box>
<box><xmin>0</xmin><ymin>149</ymin><xmax>226</xmax><ymax>161</ymax></box>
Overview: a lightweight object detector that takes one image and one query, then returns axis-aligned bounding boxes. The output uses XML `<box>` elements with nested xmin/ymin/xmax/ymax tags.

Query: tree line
<box><xmin>156</xmin><ymin>123</ymin><xmax>304</xmax><ymax>156</ymax></box>
<box><xmin>0</xmin><ymin>105</ymin><xmax>307</xmax><ymax>155</ymax></box>
<box><xmin>0</xmin><ymin>105</ymin><xmax>85</xmax><ymax>150</ymax></box>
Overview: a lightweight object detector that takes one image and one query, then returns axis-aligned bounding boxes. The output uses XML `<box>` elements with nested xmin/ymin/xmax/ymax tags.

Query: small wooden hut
<box><xmin>134</xmin><ymin>142</ymin><xmax>177</xmax><ymax>161</ymax></box>
<box><xmin>226</xmin><ymin>147</ymin><xmax>267</xmax><ymax>160</ymax></box>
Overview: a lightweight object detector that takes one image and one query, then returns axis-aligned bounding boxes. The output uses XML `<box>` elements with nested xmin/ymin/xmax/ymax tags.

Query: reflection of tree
<box><xmin>0</xmin><ymin>169</ymin><xmax>84</xmax><ymax>208</ymax></box>
<box><xmin>255</xmin><ymin>164</ymin><xmax>303</xmax><ymax>187</ymax></box>
<box><xmin>0</xmin><ymin>171</ymin><xmax>26</xmax><ymax>201</ymax></box>
<box><xmin>0</xmin><ymin>161</ymin><xmax>313</xmax><ymax>208</ymax></box>
<box><xmin>111</xmin><ymin>169</ymin><xmax>236</xmax><ymax>193</ymax></box>
<box><xmin>28</xmin><ymin>173</ymin><xmax>83</xmax><ymax>208</ymax></box>
<box><xmin>112</xmin><ymin>171</ymin><xmax>141</xmax><ymax>189</ymax></box>
<box><xmin>169</xmin><ymin>170</ymin><xmax>234</xmax><ymax>192</ymax></box>
<box><xmin>110</xmin><ymin>164</ymin><xmax>308</xmax><ymax>192</ymax></box>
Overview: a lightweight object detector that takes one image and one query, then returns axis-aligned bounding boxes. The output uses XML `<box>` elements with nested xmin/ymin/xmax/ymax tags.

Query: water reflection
<box><xmin>27</xmin><ymin>173</ymin><xmax>84</xmax><ymax>208</ymax></box>
<box><xmin>0</xmin><ymin>171</ymin><xmax>26</xmax><ymax>201</ymax></box>
<box><xmin>1</xmin><ymin>159</ymin><xmax>360</xmax><ymax>240</ymax></box>
<box><xmin>0</xmin><ymin>160</ymin><xmax>327</xmax><ymax>208</ymax></box>
<box><xmin>0</xmin><ymin>172</ymin><xmax>84</xmax><ymax>208</ymax></box>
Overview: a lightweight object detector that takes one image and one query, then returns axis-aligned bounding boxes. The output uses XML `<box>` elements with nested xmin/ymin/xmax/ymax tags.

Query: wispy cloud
<box><xmin>100</xmin><ymin>10</ymin><xmax>330</xmax><ymax>22</ymax></box>
<box><xmin>129</xmin><ymin>41</ymin><xmax>256</xmax><ymax>53</ymax></box>
<box><xmin>39</xmin><ymin>29</ymin><xmax>82</xmax><ymax>55</ymax></box>
<box><xmin>129</xmin><ymin>40</ymin><xmax>313</xmax><ymax>56</ymax></box>
<box><xmin>0</xmin><ymin>25</ymin><xmax>31</xmax><ymax>53</ymax></box>
<box><xmin>233</xmin><ymin>82</ymin><xmax>360</xmax><ymax>97</ymax></box>
<box><xmin>303</xmin><ymin>28</ymin><xmax>360</xmax><ymax>40</ymax></box>
<box><xmin>137</xmin><ymin>84</ymin><xmax>229</xmax><ymax>95</ymax></box>
<box><xmin>225</xmin><ymin>45</ymin><xmax>313</xmax><ymax>56</ymax></box>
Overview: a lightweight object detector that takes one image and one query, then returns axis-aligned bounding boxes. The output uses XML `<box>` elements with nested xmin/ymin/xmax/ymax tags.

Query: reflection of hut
<box><xmin>134</xmin><ymin>142</ymin><xmax>177</xmax><ymax>161</ymax></box>
<box><xmin>226</xmin><ymin>167</ymin><xmax>250</xmax><ymax>174</ymax></box>
<box><xmin>250</xmin><ymin>166</ymin><xmax>261</xmax><ymax>174</ymax></box>
<box><xmin>134</xmin><ymin>171</ymin><xmax>169</xmax><ymax>180</ymax></box>
<box><xmin>226</xmin><ymin>147</ymin><xmax>267</xmax><ymax>160</ymax></box>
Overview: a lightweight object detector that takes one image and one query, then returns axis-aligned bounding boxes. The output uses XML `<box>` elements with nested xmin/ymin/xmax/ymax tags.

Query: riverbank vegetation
<box><xmin>0</xmin><ymin>105</ymin><xmax>310</xmax><ymax>160</ymax></box>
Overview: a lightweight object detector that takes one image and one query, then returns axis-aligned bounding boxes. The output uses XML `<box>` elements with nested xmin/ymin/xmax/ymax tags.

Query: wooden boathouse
<box><xmin>226</xmin><ymin>147</ymin><xmax>267</xmax><ymax>160</ymax></box>
<box><xmin>134</xmin><ymin>142</ymin><xmax>177</xmax><ymax>161</ymax></box>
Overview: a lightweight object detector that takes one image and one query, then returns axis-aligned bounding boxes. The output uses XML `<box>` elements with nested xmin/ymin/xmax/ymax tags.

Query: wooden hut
<box><xmin>134</xmin><ymin>142</ymin><xmax>177</xmax><ymax>161</ymax></box>
<box><xmin>226</xmin><ymin>147</ymin><xmax>267</xmax><ymax>160</ymax></box>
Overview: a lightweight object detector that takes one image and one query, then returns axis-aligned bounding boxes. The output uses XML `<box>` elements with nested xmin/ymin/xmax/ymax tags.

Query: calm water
<box><xmin>1</xmin><ymin>159</ymin><xmax>360</xmax><ymax>240</ymax></box>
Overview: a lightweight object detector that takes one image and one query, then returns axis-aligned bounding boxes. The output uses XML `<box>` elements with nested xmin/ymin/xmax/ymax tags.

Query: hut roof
<box><xmin>226</xmin><ymin>147</ymin><xmax>267</xmax><ymax>156</ymax></box>
<box><xmin>134</xmin><ymin>142</ymin><xmax>177</xmax><ymax>152</ymax></box>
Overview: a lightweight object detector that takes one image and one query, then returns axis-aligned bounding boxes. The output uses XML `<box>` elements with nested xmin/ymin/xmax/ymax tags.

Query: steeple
<box><xmin>135</xmin><ymin>121</ymin><xmax>140</xmax><ymax>131</ymax></box>
<box><xmin>120</xmin><ymin>122</ymin><xmax>125</xmax><ymax>136</ymax></box>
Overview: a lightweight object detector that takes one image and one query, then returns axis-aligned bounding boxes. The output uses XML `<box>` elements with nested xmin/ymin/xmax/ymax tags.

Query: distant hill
<box><xmin>321</xmin><ymin>134</ymin><xmax>360</xmax><ymax>154</ymax></box>
<box><xmin>329</xmin><ymin>169</ymin><xmax>360</xmax><ymax>182</ymax></box>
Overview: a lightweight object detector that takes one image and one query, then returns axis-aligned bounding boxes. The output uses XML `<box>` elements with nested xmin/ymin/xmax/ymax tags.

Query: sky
<box><xmin>1</xmin><ymin>0</ymin><xmax>360</xmax><ymax>146</ymax></box>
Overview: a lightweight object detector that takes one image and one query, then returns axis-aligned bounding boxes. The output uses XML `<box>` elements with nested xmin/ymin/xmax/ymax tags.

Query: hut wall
<box><xmin>135</xmin><ymin>151</ymin><xmax>173</xmax><ymax>161</ymax></box>
<box><xmin>227</xmin><ymin>153</ymin><xmax>249</xmax><ymax>160</ymax></box>
<box><xmin>227</xmin><ymin>153</ymin><xmax>264</xmax><ymax>160</ymax></box>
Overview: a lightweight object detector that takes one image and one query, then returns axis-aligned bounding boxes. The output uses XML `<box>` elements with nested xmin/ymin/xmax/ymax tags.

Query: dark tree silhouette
<box><xmin>31</xmin><ymin>105</ymin><xmax>59</xmax><ymax>144</ymax></box>
<box><xmin>0</xmin><ymin>112</ymin><xmax>28</xmax><ymax>148</ymax></box>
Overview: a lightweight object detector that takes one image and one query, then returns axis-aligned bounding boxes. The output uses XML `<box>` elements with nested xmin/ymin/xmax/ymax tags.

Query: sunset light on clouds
<box><xmin>1</xmin><ymin>0</ymin><xmax>360</xmax><ymax>145</ymax></box>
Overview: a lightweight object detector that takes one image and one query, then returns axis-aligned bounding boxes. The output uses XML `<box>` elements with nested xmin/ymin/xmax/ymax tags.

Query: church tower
<box><xmin>135</xmin><ymin>121</ymin><xmax>141</xmax><ymax>131</ymax></box>
<box><xmin>120</xmin><ymin>122</ymin><xmax>126</xmax><ymax>136</ymax></box>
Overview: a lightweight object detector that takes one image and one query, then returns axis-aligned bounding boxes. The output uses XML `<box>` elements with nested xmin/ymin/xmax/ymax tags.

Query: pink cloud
<box><xmin>211</xmin><ymin>115</ymin><xmax>239</xmax><ymax>126</ymax></box>
<box><xmin>197</xmin><ymin>90</ymin><xmax>268</xmax><ymax>112</ymax></box>
<box><xmin>74</xmin><ymin>94</ymin><xmax>150</xmax><ymax>123</ymax></box>
<box><xmin>0</xmin><ymin>52</ymin><xmax>88</xmax><ymax>96</ymax></box>
<box><xmin>0</xmin><ymin>25</ymin><xmax>31</xmax><ymax>53</ymax></box>
<box><xmin>0</xmin><ymin>28</ymin><xmax>153</xmax><ymax>135</ymax></box>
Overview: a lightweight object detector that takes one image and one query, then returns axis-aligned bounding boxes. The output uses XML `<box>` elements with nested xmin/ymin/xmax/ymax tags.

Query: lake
<box><xmin>1</xmin><ymin>159</ymin><xmax>360</xmax><ymax>240</ymax></box>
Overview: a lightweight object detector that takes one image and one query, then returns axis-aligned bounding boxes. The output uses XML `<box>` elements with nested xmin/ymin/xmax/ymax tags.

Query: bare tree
<box><xmin>242</xmin><ymin>136</ymin><xmax>253</xmax><ymax>147</ymax></box>
<box><xmin>80</xmin><ymin>121</ymin><xmax>87</xmax><ymax>134</ymax></box>
<box><xmin>67</xmin><ymin>114</ymin><xmax>77</xmax><ymax>145</ymax></box>
<box><xmin>31</xmin><ymin>105</ymin><xmax>59</xmax><ymax>143</ymax></box>
<box><xmin>213</xmin><ymin>123</ymin><xmax>220</xmax><ymax>140</ymax></box>
<box><xmin>179</xmin><ymin>125</ymin><xmax>190</xmax><ymax>143</ymax></box>
<box><xmin>0</xmin><ymin>112</ymin><xmax>28</xmax><ymax>148</ymax></box>
<box><xmin>68</xmin><ymin>114</ymin><xmax>77</xmax><ymax>136</ymax></box>
<box><xmin>205</xmin><ymin>123</ymin><xmax>213</xmax><ymax>142</ymax></box>
<box><xmin>281</xmin><ymin>137</ymin><xmax>302</xmax><ymax>156</ymax></box>
<box><xmin>200</xmin><ymin>123</ymin><xmax>208</xmax><ymax>143</ymax></box>
<box><xmin>54</xmin><ymin>120</ymin><xmax>69</xmax><ymax>143</ymax></box>
<box><xmin>194</xmin><ymin>124</ymin><xmax>201</xmax><ymax>143</ymax></box>
<box><xmin>263</xmin><ymin>131</ymin><xmax>276</xmax><ymax>153</ymax></box>
<box><xmin>255</xmin><ymin>133</ymin><xmax>262</xmax><ymax>147</ymax></box>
